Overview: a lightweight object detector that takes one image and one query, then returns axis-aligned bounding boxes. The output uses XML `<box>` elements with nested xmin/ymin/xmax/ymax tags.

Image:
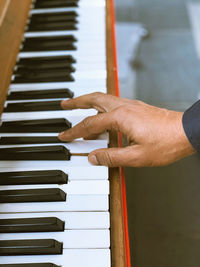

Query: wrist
<box><xmin>166</xmin><ymin>111</ymin><xmax>195</xmax><ymax>161</ymax></box>
<box><xmin>182</xmin><ymin>100</ymin><xmax>200</xmax><ymax>153</ymax></box>
<box><xmin>178</xmin><ymin>112</ymin><xmax>196</xmax><ymax>156</ymax></box>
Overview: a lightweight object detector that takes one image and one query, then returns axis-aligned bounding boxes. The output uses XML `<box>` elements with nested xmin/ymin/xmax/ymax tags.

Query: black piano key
<box><xmin>23</xmin><ymin>43</ymin><xmax>76</xmax><ymax>52</ymax></box>
<box><xmin>15</xmin><ymin>66</ymin><xmax>75</xmax><ymax>76</ymax></box>
<box><xmin>0</xmin><ymin>239</ymin><xmax>63</xmax><ymax>255</ymax></box>
<box><xmin>0</xmin><ymin>188</ymin><xmax>66</xmax><ymax>203</ymax></box>
<box><xmin>30</xmin><ymin>11</ymin><xmax>78</xmax><ymax>23</ymax></box>
<box><xmin>17</xmin><ymin>55</ymin><xmax>76</xmax><ymax>68</ymax></box>
<box><xmin>0</xmin><ymin>264</ymin><xmax>60</xmax><ymax>267</ymax></box>
<box><xmin>14</xmin><ymin>64</ymin><xmax>75</xmax><ymax>74</ymax></box>
<box><xmin>34</xmin><ymin>0</ymin><xmax>78</xmax><ymax>8</ymax></box>
<box><xmin>12</xmin><ymin>73</ymin><xmax>74</xmax><ymax>83</ymax></box>
<box><xmin>0</xmin><ymin>217</ymin><xmax>65</xmax><ymax>233</ymax></box>
<box><xmin>0</xmin><ymin>170</ymin><xmax>68</xmax><ymax>185</ymax></box>
<box><xmin>0</xmin><ymin>136</ymin><xmax>63</xmax><ymax>145</ymax></box>
<box><xmin>7</xmin><ymin>89</ymin><xmax>74</xmax><ymax>100</ymax></box>
<box><xmin>22</xmin><ymin>43</ymin><xmax>76</xmax><ymax>52</ymax></box>
<box><xmin>0</xmin><ymin>118</ymin><xmax>71</xmax><ymax>133</ymax></box>
<box><xmin>22</xmin><ymin>35</ymin><xmax>77</xmax><ymax>52</ymax></box>
<box><xmin>13</xmin><ymin>68</ymin><xmax>75</xmax><ymax>83</ymax></box>
<box><xmin>15</xmin><ymin>64</ymin><xmax>75</xmax><ymax>74</ymax></box>
<box><xmin>0</xmin><ymin>145</ymin><xmax>71</xmax><ymax>160</ymax></box>
<box><xmin>4</xmin><ymin>100</ymin><xmax>63</xmax><ymax>112</ymax></box>
<box><xmin>23</xmin><ymin>35</ymin><xmax>77</xmax><ymax>44</ymax></box>
<box><xmin>28</xmin><ymin>21</ymin><xmax>77</xmax><ymax>32</ymax></box>
<box><xmin>23</xmin><ymin>35</ymin><xmax>77</xmax><ymax>45</ymax></box>
<box><xmin>16</xmin><ymin>63</ymin><xmax>74</xmax><ymax>71</ymax></box>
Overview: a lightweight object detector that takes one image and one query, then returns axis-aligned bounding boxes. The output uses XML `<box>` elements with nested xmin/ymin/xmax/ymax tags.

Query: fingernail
<box><xmin>89</xmin><ymin>154</ymin><xmax>99</xmax><ymax>165</ymax></box>
<box><xmin>58</xmin><ymin>131</ymin><xmax>65</xmax><ymax>139</ymax></box>
<box><xmin>61</xmin><ymin>100</ymin><xmax>65</xmax><ymax>108</ymax></box>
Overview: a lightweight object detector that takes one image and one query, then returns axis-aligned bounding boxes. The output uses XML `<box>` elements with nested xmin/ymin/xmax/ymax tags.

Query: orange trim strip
<box><xmin>110</xmin><ymin>0</ymin><xmax>120</xmax><ymax>97</ymax></box>
<box><xmin>110</xmin><ymin>1</ymin><xmax>131</xmax><ymax>266</ymax></box>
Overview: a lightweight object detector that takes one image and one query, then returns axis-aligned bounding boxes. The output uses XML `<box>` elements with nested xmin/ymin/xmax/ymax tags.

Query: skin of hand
<box><xmin>58</xmin><ymin>92</ymin><xmax>195</xmax><ymax>167</ymax></box>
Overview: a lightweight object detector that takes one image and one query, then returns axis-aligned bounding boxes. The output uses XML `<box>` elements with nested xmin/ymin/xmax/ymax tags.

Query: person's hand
<box><xmin>58</xmin><ymin>92</ymin><xmax>195</xmax><ymax>167</ymax></box>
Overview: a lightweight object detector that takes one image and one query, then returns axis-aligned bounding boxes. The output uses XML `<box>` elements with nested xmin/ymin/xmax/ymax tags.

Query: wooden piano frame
<box><xmin>0</xmin><ymin>1</ymin><xmax>131</xmax><ymax>266</ymax></box>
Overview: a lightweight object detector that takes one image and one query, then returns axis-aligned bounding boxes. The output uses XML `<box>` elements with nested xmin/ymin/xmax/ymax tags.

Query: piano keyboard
<box><xmin>0</xmin><ymin>0</ymin><xmax>110</xmax><ymax>266</ymax></box>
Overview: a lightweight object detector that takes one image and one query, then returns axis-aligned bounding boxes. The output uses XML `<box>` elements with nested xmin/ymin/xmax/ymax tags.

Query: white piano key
<box><xmin>0</xmin><ymin>249</ymin><xmax>111</xmax><ymax>267</ymax></box>
<box><xmin>25</xmin><ymin>30</ymin><xmax>106</xmax><ymax>41</ymax></box>
<box><xmin>9</xmin><ymin>79</ymin><xmax>107</xmax><ymax>93</ymax></box>
<box><xmin>30</xmin><ymin>6</ymin><xmax>105</xmax><ymax>19</ymax></box>
<box><xmin>0</xmin><ymin>211</ymin><xmax>110</xmax><ymax>229</ymax></box>
<box><xmin>0</xmin><ymin>156</ymin><xmax>93</xmax><ymax>168</ymax></box>
<box><xmin>19</xmin><ymin>45</ymin><xmax>106</xmax><ymax>56</ymax></box>
<box><xmin>0</xmin><ymin>139</ymin><xmax>108</xmax><ymax>153</ymax></box>
<box><xmin>18</xmin><ymin>50</ymin><xmax>106</xmax><ymax>60</ymax></box>
<box><xmin>1</xmin><ymin>109</ymin><xmax>98</xmax><ymax>121</ymax></box>
<box><xmin>0</xmin><ymin>195</ymin><xmax>109</xmax><ymax>213</ymax></box>
<box><xmin>32</xmin><ymin>0</ymin><xmax>106</xmax><ymax>8</ymax></box>
<box><xmin>0</xmin><ymin>165</ymin><xmax>108</xmax><ymax>180</ymax></box>
<box><xmin>13</xmin><ymin>66</ymin><xmax>107</xmax><ymax>79</ymax></box>
<box><xmin>0</xmin><ymin>133</ymin><xmax>109</xmax><ymax>142</ymax></box>
<box><xmin>0</xmin><ymin>229</ymin><xmax>110</xmax><ymax>249</ymax></box>
<box><xmin>0</xmin><ymin>180</ymin><xmax>110</xmax><ymax>195</ymax></box>
<box><xmin>80</xmin><ymin>1</ymin><xmax>106</xmax><ymax>7</ymax></box>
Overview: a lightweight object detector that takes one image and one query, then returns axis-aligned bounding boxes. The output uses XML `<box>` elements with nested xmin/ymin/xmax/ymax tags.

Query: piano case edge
<box><xmin>0</xmin><ymin>0</ymin><xmax>32</xmax><ymax>114</ymax></box>
<box><xmin>107</xmin><ymin>0</ymin><xmax>131</xmax><ymax>267</ymax></box>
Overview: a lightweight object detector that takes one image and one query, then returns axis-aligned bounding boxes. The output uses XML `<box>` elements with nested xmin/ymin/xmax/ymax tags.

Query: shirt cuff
<box><xmin>182</xmin><ymin>100</ymin><xmax>200</xmax><ymax>152</ymax></box>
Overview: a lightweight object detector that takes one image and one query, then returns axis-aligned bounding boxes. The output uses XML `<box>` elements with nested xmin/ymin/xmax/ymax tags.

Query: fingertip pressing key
<box><xmin>58</xmin><ymin>131</ymin><xmax>66</xmax><ymax>141</ymax></box>
<box><xmin>88</xmin><ymin>154</ymin><xmax>99</xmax><ymax>165</ymax></box>
<box><xmin>60</xmin><ymin>99</ymin><xmax>67</xmax><ymax>109</ymax></box>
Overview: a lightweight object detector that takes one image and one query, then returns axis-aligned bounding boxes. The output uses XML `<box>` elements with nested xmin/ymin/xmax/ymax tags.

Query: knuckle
<box><xmin>97</xmin><ymin>151</ymin><xmax>115</xmax><ymax>167</ymax></box>
<box><xmin>110</xmin><ymin>106</ymin><xmax>130</xmax><ymax>130</ymax></box>
<box><xmin>82</xmin><ymin>116</ymin><xmax>93</xmax><ymax>128</ymax></box>
<box><xmin>81</xmin><ymin>116</ymin><xmax>96</xmax><ymax>135</ymax></box>
<box><xmin>88</xmin><ymin>92</ymin><xmax>106</xmax><ymax>110</ymax></box>
<box><xmin>104</xmin><ymin>152</ymin><xmax>114</xmax><ymax>167</ymax></box>
<box><xmin>91</xmin><ymin>92</ymin><xmax>105</xmax><ymax>99</ymax></box>
<box><xmin>112</xmin><ymin>106</ymin><xmax>122</xmax><ymax>118</ymax></box>
<box><xmin>72</xmin><ymin>98</ymin><xmax>79</xmax><ymax>108</ymax></box>
<box><xmin>112</xmin><ymin>105</ymin><xmax>132</xmax><ymax>119</ymax></box>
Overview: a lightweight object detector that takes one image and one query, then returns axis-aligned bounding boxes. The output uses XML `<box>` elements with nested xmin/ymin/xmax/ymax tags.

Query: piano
<box><xmin>0</xmin><ymin>0</ymin><xmax>130</xmax><ymax>266</ymax></box>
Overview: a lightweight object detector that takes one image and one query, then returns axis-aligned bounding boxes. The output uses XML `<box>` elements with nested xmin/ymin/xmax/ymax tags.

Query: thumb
<box><xmin>88</xmin><ymin>145</ymin><xmax>144</xmax><ymax>167</ymax></box>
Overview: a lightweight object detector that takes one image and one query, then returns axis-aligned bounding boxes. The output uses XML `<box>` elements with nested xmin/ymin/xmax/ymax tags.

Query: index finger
<box><xmin>58</xmin><ymin>111</ymin><xmax>116</xmax><ymax>141</ymax></box>
<box><xmin>61</xmin><ymin>92</ymin><xmax>122</xmax><ymax>113</ymax></box>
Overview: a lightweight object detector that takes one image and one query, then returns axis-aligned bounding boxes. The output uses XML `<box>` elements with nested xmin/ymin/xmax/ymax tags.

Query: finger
<box><xmin>58</xmin><ymin>112</ymin><xmax>115</xmax><ymax>141</ymax></box>
<box><xmin>61</xmin><ymin>92</ymin><xmax>122</xmax><ymax>113</ymax></box>
<box><xmin>88</xmin><ymin>145</ymin><xmax>144</xmax><ymax>167</ymax></box>
<box><xmin>83</xmin><ymin>134</ymin><xmax>101</xmax><ymax>140</ymax></box>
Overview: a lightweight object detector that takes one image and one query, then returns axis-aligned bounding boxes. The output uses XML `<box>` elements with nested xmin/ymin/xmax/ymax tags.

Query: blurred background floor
<box><xmin>115</xmin><ymin>0</ymin><xmax>200</xmax><ymax>266</ymax></box>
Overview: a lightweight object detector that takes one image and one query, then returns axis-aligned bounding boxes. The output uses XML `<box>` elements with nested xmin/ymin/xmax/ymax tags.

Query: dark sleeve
<box><xmin>182</xmin><ymin>100</ymin><xmax>200</xmax><ymax>152</ymax></box>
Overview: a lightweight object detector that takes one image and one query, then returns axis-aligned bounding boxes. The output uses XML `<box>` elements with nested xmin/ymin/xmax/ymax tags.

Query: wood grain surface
<box><xmin>0</xmin><ymin>0</ymin><xmax>32</xmax><ymax>114</ymax></box>
<box><xmin>106</xmin><ymin>1</ymin><xmax>127</xmax><ymax>266</ymax></box>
